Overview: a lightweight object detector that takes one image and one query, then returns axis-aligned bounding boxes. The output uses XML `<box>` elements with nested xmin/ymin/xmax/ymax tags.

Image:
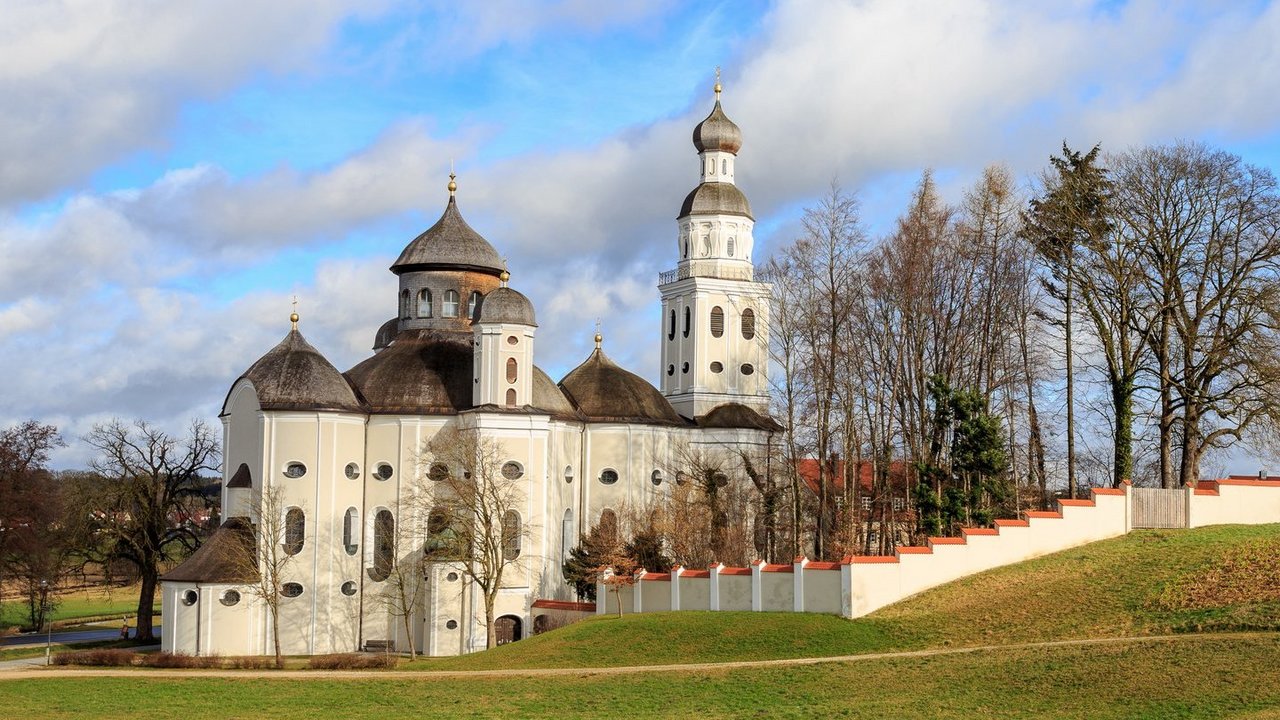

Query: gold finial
<box><xmin>290</xmin><ymin>295</ymin><xmax>299</xmax><ymax>330</ymax></box>
<box><xmin>448</xmin><ymin>159</ymin><xmax>457</xmax><ymax>196</ymax></box>
<box><xmin>714</xmin><ymin>66</ymin><xmax>721</xmax><ymax>98</ymax></box>
<box><xmin>499</xmin><ymin>269</ymin><xmax>510</xmax><ymax>287</ymax></box>
<box><xmin>594</xmin><ymin>318</ymin><xmax>602</xmax><ymax>349</ymax></box>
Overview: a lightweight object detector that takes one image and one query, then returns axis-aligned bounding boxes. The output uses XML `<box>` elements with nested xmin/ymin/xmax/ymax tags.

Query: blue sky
<box><xmin>3</xmin><ymin>0</ymin><xmax>1280</xmax><ymax>471</ymax></box>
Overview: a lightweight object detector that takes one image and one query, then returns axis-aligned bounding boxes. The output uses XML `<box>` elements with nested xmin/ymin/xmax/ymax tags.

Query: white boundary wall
<box><xmin>598</xmin><ymin>480</ymin><xmax>1280</xmax><ymax>619</ymax></box>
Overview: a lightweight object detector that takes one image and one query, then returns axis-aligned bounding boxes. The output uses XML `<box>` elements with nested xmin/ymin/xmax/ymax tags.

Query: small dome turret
<box><xmin>692</xmin><ymin>100</ymin><xmax>742</xmax><ymax>155</ymax></box>
<box><xmin>477</xmin><ymin>286</ymin><xmax>537</xmax><ymax>326</ymax></box>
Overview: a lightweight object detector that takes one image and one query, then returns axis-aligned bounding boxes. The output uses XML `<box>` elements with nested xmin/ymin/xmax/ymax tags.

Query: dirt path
<box><xmin>2</xmin><ymin>631</ymin><xmax>1275</xmax><ymax>682</ymax></box>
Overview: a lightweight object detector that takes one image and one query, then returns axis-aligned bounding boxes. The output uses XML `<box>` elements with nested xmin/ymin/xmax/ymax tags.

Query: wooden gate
<box><xmin>1131</xmin><ymin>487</ymin><xmax>1187</xmax><ymax>528</ymax></box>
<box><xmin>495</xmin><ymin>615</ymin><xmax>522</xmax><ymax>645</ymax></box>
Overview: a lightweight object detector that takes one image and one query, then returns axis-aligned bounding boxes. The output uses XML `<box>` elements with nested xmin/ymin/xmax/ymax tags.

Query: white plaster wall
<box><xmin>1190</xmin><ymin>482</ymin><xmax>1280</xmax><ymax>527</ymax></box>
<box><xmin>802</xmin><ymin>569</ymin><xmax>842</xmax><ymax>614</ymax></box>
<box><xmin>759</xmin><ymin>572</ymin><xmax>792</xmax><ymax>612</ymax></box>
<box><xmin>639</xmin><ymin>578</ymin><xmax>672</xmax><ymax>612</ymax></box>
<box><xmin>718</xmin><ymin>574</ymin><xmax>752</xmax><ymax>611</ymax></box>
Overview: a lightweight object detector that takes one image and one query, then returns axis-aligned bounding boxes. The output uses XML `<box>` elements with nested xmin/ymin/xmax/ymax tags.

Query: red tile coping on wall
<box><xmin>806</xmin><ymin>561</ymin><xmax>842</xmax><ymax>570</ymax></box>
<box><xmin>994</xmin><ymin>519</ymin><xmax>1030</xmax><ymax>528</ymax></box>
<box><xmin>1058</xmin><ymin>499</ymin><xmax>1096</xmax><ymax>507</ymax></box>
<box><xmin>929</xmin><ymin>537</ymin><xmax>966</xmax><ymax>545</ymax></box>
<box><xmin>531</xmin><ymin>599</ymin><xmax>596</xmax><ymax>612</ymax></box>
<box><xmin>1194</xmin><ymin>488</ymin><xmax>1220</xmax><ymax>496</ymax></box>
<box><xmin>1092</xmin><ymin>487</ymin><xmax>1126</xmax><ymax>496</ymax></box>
<box><xmin>761</xmin><ymin>563</ymin><xmax>794</xmax><ymax>573</ymax></box>
<box><xmin>720</xmin><ymin>567</ymin><xmax>752</xmax><ymax>576</ymax></box>
<box><xmin>961</xmin><ymin>527</ymin><xmax>1000</xmax><ymax>536</ymax></box>
<box><xmin>896</xmin><ymin>546</ymin><xmax>933</xmax><ymax>554</ymax></box>
<box><xmin>681</xmin><ymin>569</ymin><xmax>710</xmax><ymax>578</ymax></box>
<box><xmin>1217</xmin><ymin>478</ymin><xmax>1280</xmax><ymax>487</ymax></box>
<box><xmin>1025</xmin><ymin>510</ymin><xmax>1063</xmax><ymax>519</ymax></box>
<box><xmin>642</xmin><ymin>573</ymin><xmax>671</xmax><ymax>581</ymax></box>
<box><xmin>851</xmin><ymin>555</ymin><xmax>900</xmax><ymax>564</ymax></box>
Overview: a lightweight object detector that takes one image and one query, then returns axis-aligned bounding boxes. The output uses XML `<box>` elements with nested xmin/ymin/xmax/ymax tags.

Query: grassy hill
<box><xmin>418</xmin><ymin>523</ymin><xmax>1280</xmax><ymax>670</ymax></box>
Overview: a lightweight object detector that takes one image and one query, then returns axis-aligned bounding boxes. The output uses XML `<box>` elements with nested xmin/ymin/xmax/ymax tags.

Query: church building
<box><xmin>160</xmin><ymin>81</ymin><xmax>779</xmax><ymax>656</ymax></box>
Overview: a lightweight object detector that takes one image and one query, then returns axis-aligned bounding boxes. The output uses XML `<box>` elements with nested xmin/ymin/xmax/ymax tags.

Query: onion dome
<box><xmin>391</xmin><ymin>196</ymin><xmax>504</xmax><ymax>276</ymax></box>
<box><xmin>697</xmin><ymin>403</ymin><xmax>784</xmax><ymax>431</ymax></box>
<box><xmin>559</xmin><ymin>348</ymin><xmax>685</xmax><ymax>425</ymax></box>
<box><xmin>692</xmin><ymin>100</ymin><xmax>742</xmax><ymax>155</ymax></box>
<box><xmin>161</xmin><ymin>517</ymin><xmax>259</xmax><ymax>583</ymax></box>
<box><xmin>679</xmin><ymin>182</ymin><xmax>753</xmax><ymax>219</ymax></box>
<box><xmin>224</xmin><ymin>327</ymin><xmax>363</xmax><ymax>414</ymax></box>
<box><xmin>477</xmin><ymin>286</ymin><xmax>537</xmax><ymax>326</ymax></box>
<box><xmin>345</xmin><ymin>329</ymin><xmax>474</xmax><ymax>414</ymax></box>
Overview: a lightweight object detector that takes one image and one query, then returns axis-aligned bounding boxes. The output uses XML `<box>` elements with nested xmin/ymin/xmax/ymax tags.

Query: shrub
<box><xmin>52</xmin><ymin>649</ymin><xmax>136</xmax><ymax>666</ymax></box>
<box><xmin>141</xmin><ymin>652</ymin><xmax>223</xmax><ymax>668</ymax></box>
<box><xmin>308</xmin><ymin>653</ymin><xmax>397</xmax><ymax>670</ymax></box>
<box><xmin>226</xmin><ymin>655</ymin><xmax>276</xmax><ymax>669</ymax></box>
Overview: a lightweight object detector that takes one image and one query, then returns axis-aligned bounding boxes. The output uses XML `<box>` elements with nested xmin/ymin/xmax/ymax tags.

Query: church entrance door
<box><xmin>495</xmin><ymin>615</ymin><xmax>522</xmax><ymax>645</ymax></box>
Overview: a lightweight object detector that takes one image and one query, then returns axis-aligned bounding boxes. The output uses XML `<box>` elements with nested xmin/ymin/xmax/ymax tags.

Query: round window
<box><xmin>651</xmin><ymin>469</ymin><xmax>663</xmax><ymax>486</ymax></box>
<box><xmin>345</xmin><ymin>463</ymin><xmax>361</xmax><ymax>480</ymax></box>
<box><xmin>502</xmin><ymin>461</ymin><xmax>523</xmax><ymax>480</ymax></box>
<box><xmin>667</xmin><ymin>364</ymin><xmax>674</xmax><ymax>376</ymax></box>
<box><xmin>507</xmin><ymin>336</ymin><xmax>518</xmax><ymax>345</ymax></box>
<box><xmin>375</xmin><ymin>463</ymin><xmax>393</xmax><ymax>481</ymax></box>
<box><xmin>180</xmin><ymin>589</ymin><xmax>198</xmax><ymax>606</ymax></box>
<box><xmin>740</xmin><ymin>363</ymin><xmax>755</xmax><ymax>376</ymax></box>
<box><xmin>219</xmin><ymin>590</ymin><xmax>240</xmax><ymax>607</ymax></box>
<box><xmin>710</xmin><ymin>362</ymin><xmax>723</xmax><ymax>373</ymax></box>
<box><xmin>446</xmin><ymin>620</ymin><xmax>459</xmax><ymax>630</ymax></box>
<box><xmin>283</xmin><ymin>462</ymin><xmax>306</xmax><ymax>478</ymax></box>
<box><xmin>676</xmin><ymin>471</ymin><xmax>687</xmax><ymax>486</ymax></box>
<box><xmin>341</xmin><ymin>581</ymin><xmax>358</xmax><ymax>597</ymax></box>
<box><xmin>600</xmin><ymin>469</ymin><xmax>619</xmax><ymax>485</ymax></box>
<box><xmin>446</xmin><ymin>572</ymin><xmax>459</xmax><ymax>582</ymax></box>
<box><xmin>280</xmin><ymin>583</ymin><xmax>304</xmax><ymax>598</ymax></box>
<box><xmin>428</xmin><ymin>463</ymin><xmax>449</xmax><ymax>482</ymax></box>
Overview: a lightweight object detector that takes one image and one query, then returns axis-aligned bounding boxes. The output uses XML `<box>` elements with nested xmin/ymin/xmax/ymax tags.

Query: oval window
<box><xmin>446</xmin><ymin>572</ymin><xmax>459</xmax><ymax>582</ymax></box>
<box><xmin>710</xmin><ymin>361</ymin><xmax>723</xmax><ymax>373</ymax></box>
<box><xmin>741</xmin><ymin>363</ymin><xmax>755</xmax><ymax>376</ymax></box>
<box><xmin>344</xmin><ymin>462</ymin><xmax>361</xmax><ymax>480</ymax></box>
<box><xmin>600</xmin><ymin>469</ymin><xmax>619</xmax><ymax>485</ymax></box>
<box><xmin>564</xmin><ymin>465</ymin><xmax>574</xmax><ymax>484</ymax></box>
<box><xmin>341</xmin><ymin>581</ymin><xmax>358</xmax><ymax>597</ymax></box>
<box><xmin>284</xmin><ymin>462</ymin><xmax>306</xmax><ymax>479</ymax></box>
<box><xmin>446</xmin><ymin>620</ymin><xmax>459</xmax><ymax>630</ymax></box>
<box><xmin>375</xmin><ymin>463</ymin><xmax>393</xmax><ymax>481</ymax></box>
<box><xmin>651</xmin><ymin>469</ymin><xmax>664</xmax><ymax>486</ymax></box>
<box><xmin>667</xmin><ymin>364</ymin><xmax>675</xmax><ymax>376</ymax></box>
<box><xmin>507</xmin><ymin>335</ymin><xmax>519</xmax><ymax>345</ymax></box>
<box><xmin>181</xmin><ymin>589</ymin><xmax>198</xmax><ymax>606</ymax></box>
<box><xmin>742</xmin><ymin>308</ymin><xmax>756</xmax><ymax>340</ymax></box>
<box><xmin>280</xmin><ymin>583</ymin><xmax>303</xmax><ymax>598</ymax></box>
<box><xmin>502</xmin><ymin>461</ymin><xmax>523</xmax><ymax>480</ymax></box>
<box><xmin>682</xmin><ymin>362</ymin><xmax>689</xmax><ymax>374</ymax></box>
<box><xmin>428</xmin><ymin>463</ymin><xmax>449</xmax><ymax>482</ymax></box>
<box><xmin>710</xmin><ymin>306</ymin><xmax>724</xmax><ymax>337</ymax></box>
<box><xmin>219</xmin><ymin>590</ymin><xmax>240</xmax><ymax>607</ymax></box>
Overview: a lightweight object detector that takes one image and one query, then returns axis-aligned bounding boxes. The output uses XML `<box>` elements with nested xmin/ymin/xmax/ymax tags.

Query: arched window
<box><xmin>668</xmin><ymin>310</ymin><xmax>675</xmax><ymax>340</ymax></box>
<box><xmin>599</xmin><ymin>509</ymin><xmax>618</xmax><ymax>542</ymax></box>
<box><xmin>505</xmin><ymin>388</ymin><xmax>517</xmax><ymax>407</ymax></box>
<box><xmin>417</xmin><ymin>289</ymin><xmax>432</xmax><ymax>318</ymax></box>
<box><xmin>506</xmin><ymin>357</ymin><xmax>518</xmax><ymax>383</ymax></box>
<box><xmin>343</xmin><ymin>507</ymin><xmax>358</xmax><ymax>556</ymax></box>
<box><xmin>425</xmin><ymin>506</ymin><xmax>457</xmax><ymax>560</ymax></box>
<box><xmin>442</xmin><ymin>290</ymin><xmax>460</xmax><ymax>317</ymax></box>
<box><xmin>683</xmin><ymin>307</ymin><xmax>691</xmax><ymax>338</ymax></box>
<box><xmin>501</xmin><ymin>510</ymin><xmax>521</xmax><ymax>561</ymax></box>
<box><xmin>400</xmin><ymin>290</ymin><xmax>410</xmax><ymax>319</ymax></box>
<box><xmin>370</xmin><ymin>509</ymin><xmax>394</xmax><ymax>581</ymax></box>
<box><xmin>468</xmin><ymin>290</ymin><xmax>482</xmax><ymax>319</ymax></box>
<box><xmin>722</xmin><ymin>159</ymin><xmax>728</xmax><ymax>175</ymax></box>
<box><xmin>710</xmin><ymin>306</ymin><xmax>724</xmax><ymax>337</ymax></box>
<box><xmin>284</xmin><ymin>508</ymin><xmax>305</xmax><ymax>556</ymax></box>
<box><xmin>562</xmin><ymin>509</ymin><xmax>575</xmax><ymax>560</ymax></box>
<box><xmin>742</xmin><ymin>308</ymin><xmax>756</xmax><ymax>340</ymax></box>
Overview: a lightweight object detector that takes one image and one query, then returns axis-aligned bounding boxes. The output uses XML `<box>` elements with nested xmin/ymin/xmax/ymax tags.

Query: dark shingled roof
<box><xmin>692</xmin><ymin>100</ymin><xmax>742</xmax><ymax>154</ymax></box>
<box><xmin>558</xmin><ymin>349</ymin><xmax>685</xmax><ymax>426</ymax></box>
<box><xmin>680</xmin><ymin>182</ymin><xmax>753</xmax><ymax>220</ymax></box>
<box><xmin>478</xmin><ymin>286</ymin><xmax>537</xmax><ymax>326</ymax></box>
<box><xmin>391</xmin><ymin>196</ymin><xmax>504</xmax><ymax>276</ymax></box>
<box><xmin>697</xmin><ymin>403</ymin><xmax>784</xmax><ymax>432</ymax></box>
<box><xmin>532</xmin><ymin>366</ymin><xmax>581</xmax><ymax>420</ymax></box>
<box><xmin>161</xmin><ymin>517</ymin><xmax>259</xmax><ymax>584</ymax></box>
<box><xmin>226</xmin><ymin>463</ymin><xmax>253</xmax><ymax>488</ymax></box>
<box><xmin>345</xmin><ymin>329</ymin><xmax>473</xmax><ymax>415</ymax></box>
<box><xmin>373</xmin><ymin>317</ymin><xmax>399</xmax><ymax>351</ymax></box>
<box><xmin>225</xmin><ymin>328</ymin><xmax>364</xmax><ymax>415</ymax></box>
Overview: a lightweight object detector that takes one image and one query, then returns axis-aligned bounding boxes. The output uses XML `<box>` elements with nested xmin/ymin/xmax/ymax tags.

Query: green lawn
<box><xmin>1</xmin><ymin>636</ymin><xmax>1278</xmax><ymax>719</ymax></box>
<box><xmin>1</xmin><ymin>583</ymin><xmax>158</xmax><ymax>629</ymax></box>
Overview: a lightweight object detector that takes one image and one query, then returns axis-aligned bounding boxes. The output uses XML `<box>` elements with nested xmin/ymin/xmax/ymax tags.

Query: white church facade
<box><xmin>160</xmin><ymin>84</ymin><xmax>781</xmax><ymax>657</ymax></box>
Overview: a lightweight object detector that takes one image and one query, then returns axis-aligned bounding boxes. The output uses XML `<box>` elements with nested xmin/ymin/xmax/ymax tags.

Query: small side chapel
<box><xmin>160</xmin><ymin>80</ymin><xmax>780</xmax><ymax>656</ymax></box>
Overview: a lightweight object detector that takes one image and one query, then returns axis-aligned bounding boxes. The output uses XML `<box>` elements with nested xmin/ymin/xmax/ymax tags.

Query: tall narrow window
<box><xmin>506</xmin><ymin>357</ymin><xmax>518</xmax><ymax>383</ymax></box>
<box><xmin>417</xmin><ymin>289</ymin><xmax>432</xmax><ymax>318</ymax></box>
<box><xmin>505</xmin><ymin>388</ymin><xmax>517</xmax><ymax>407</ymax></box>
<box><xmin>741</xmin><ymin>308</ymin><xmax>756</xmax><ymax>340</ymax></box>
<box><xmin>370</xmin><ymin>509</ymin><xmax>394</xmax><ymax>581</ymax></box>
<box><xmin>722</xmin><ymin>159</ymin><xmax>728</xmax><ymax>175</ymax></box>
<box><xmin>343</xmin><ymin>507</ymin><xmax>358</xmax><ymax>556</ymax></box>
<box><xmin>425</xmin><ymin>507</ymin><xmax>456</xmax><ymax>560</ymax></box>
<box><xmin>562</xmin><ymin>509</ymin><xmax>575</xmax><ymax>561</ymax></box>
<box><xmin>399</xmin><ymin>290</ymin><xmax>410</xmax><ymax>319</ymax></box>
<box><xmin>501</xmin><ymin>510</ymin><xmax>521</xmax><ymax>561</ymax></box>
<box><xmin>284</xmin><ymin>508</ymin><xmax>305</xmax><ymax>556</ymax></box>
<box><xmin>683</xmin><ymin>307</ymin><xmax>691</xmax><ymax>338</ymax></box>
<box><xmin>442</xmin><ymin>290</ymin><xmax>460</xmax><ymax>317</ymax></box>
<box><xmin>599</xmin><ymin>509</ymin><xmax>618</xmax><ymax>542</ymax></box>
<box><xmin>710</xmin><ymin>306</ymin><xmax>724</xmax><ymax>337</ymax></box>
<box><xmin>726</xmin><ymin>236</ymin><xmax>735</xmax><ymax>257</ymax></box>
<box><xmin>468</xmin><ymin>290</ymin><xmax>481</xmax><ymax>320</ymax></box>
<box><xmin>667</xmin><ymin>310</ymin><xmax>675</xmax><ymax>340</ymax></box>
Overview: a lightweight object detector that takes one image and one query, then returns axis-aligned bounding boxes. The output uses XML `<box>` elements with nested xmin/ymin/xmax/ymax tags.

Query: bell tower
<box><xmin>658</xmin><ymin>71</ymin><xmax>771</xmax><ymax>419</ymax></box>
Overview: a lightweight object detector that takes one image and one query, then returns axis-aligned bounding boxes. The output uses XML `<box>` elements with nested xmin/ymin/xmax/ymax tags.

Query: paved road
<box><xmin>2</xmin><ymin>628</ymin><xmax>159</xmax><ymax>648</ymax></box>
